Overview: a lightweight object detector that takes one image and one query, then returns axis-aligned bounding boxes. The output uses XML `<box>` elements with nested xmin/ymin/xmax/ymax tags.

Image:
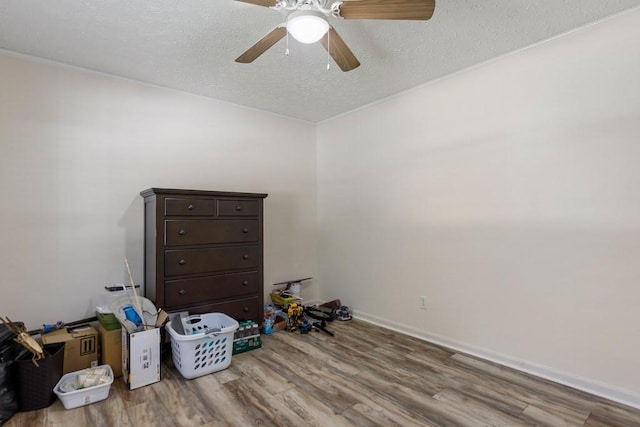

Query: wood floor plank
<box><xmin>342</xmin><ymin>319</ymin><xmax>454</xmax><ymax>361</ymax></box>
<box><xmin>448</xmin><ymin>353</ymin><xmax>594</xmax><ymax>423</ymax></box>
<box><xmin>12</xmin><ymin>405</ymin><xmax>47</xmax><ymax>426</ymax></box>
<box><xmin>349</xmin><ymin>368</ymin><xmax>469</xmax><ymax>425</ymax></box>
<box><xmin>276</xmin><ymin>386</ymin><xmax>354</xmax><ymax>427</ymax></box>
<box><xmin>269</xmin><ymin>331</ymin><xmax>363</xmax><ymax>376</ymax></box>
<box><xmin>5</xmin><ymin>319</ymin><xmax>640</xmax><ymax>426</ymax></box>
<box><xmin>223</xmin><ymin>375</ymin><xmax>309</xmax><ymax>426</ymax></box>
<box><xmin>149</xmin><ymin>367</ymin><xmax>211</xmax><ymax>426</ymax></box>
<box><xmin>113</xmin><ymin>376</ymin><xmax>154</xmax><ymax>407</ymax></box>
<box><xmin>586</xmin><ymin>402</ymin><xmax>640</xmax><ymax>426</ymax></box>
<box><xmin>318</xmin><ymin>335</ymin><xmax>446</xmax><ymax>396</ymax></box>
<box><xmin>229</xmin><ymin>350</ymin><xmax>294</xmax><ymax>394</ymax></box>
<box><xmin>297</xmin><ymin>323</ymin><xmax>447</xmax><ymax>387</ymax></box>
<box><xmin>257</xmin><ymin>345</ymin><xmax>360</xmax><ymax>413</ymax></box>
<box><xmin>432</xmin><ymin>388</ymin><xmax>535</xmax><ymax>427</ymax></box>
<box><xmin>157</xmin><ymin>364</ymin><xmax>217</xmax><ymax>424</ymax></box>
<box><xmin>126</xmin><ymin>401</ymin><xmax>175</xmax><ymax>427</ymax></box>
<box><xmin>201</xmin><ymin>386</ymin><xmax>260</xmax><ymax>426</ymax></box>
<box><xmin>520</xmin><ymin>404</ymin><xmax>584</xmax><ymax>427</ymax></box>
<box><xmin>405</xmin><ymin>350</ymin><xmax>535</xmax><ymax>417</ymax></box>
<box><xmin>265</xmin><ymin>337</ymin><xmax>437</xmax><ymax>426</ymax></box>
<box><xmin>264</xmin><ymin>331</ymin><xmax>432</xmax><ymax>426</ymax></box>
<box><xmin>40</xmin><ymin>400</ymin><xmax>87</xmax><ymax>426</ymax></box>
<box><xmin>84</xmin><ymin>389</ymin><xmax>132</xmax><ymax>427</ymax></box>
<box><xmin>341</xmin><ymin>402</ymin><xmax>436</xmax><ymax>427</ymax></box>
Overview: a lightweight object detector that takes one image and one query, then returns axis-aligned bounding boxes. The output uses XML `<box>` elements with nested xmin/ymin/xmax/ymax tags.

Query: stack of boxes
<box><xmin>232</xmin><ymin>320</ymin><xmax>262</xmax><ymax>355</ymax></box>
<box><xmin>40</xmin><ymin>325</ymin><xmax>99</xmax><ymax>374</ymax></box>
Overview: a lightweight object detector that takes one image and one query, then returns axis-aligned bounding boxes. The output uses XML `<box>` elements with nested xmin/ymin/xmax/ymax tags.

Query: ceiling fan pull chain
<box><xmin>285</xmin><ymin>30</ymin><xmax>290</xmax><ymax>56</ymax></box>
<box><xmin>326</xmin><ymin>29</ymin><xmax>331</xmax><ymax>70</ymax></box>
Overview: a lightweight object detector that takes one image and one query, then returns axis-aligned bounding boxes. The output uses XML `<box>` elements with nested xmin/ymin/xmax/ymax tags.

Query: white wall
<box><xmin>317</xmin><ymin>9</ymin><xmax>640</xmax><ymax>405</ymax></box>
<box><xmin>0</xmin><ymin>53</ymin><xmax>318</xmax><ymax>329</ymax></box>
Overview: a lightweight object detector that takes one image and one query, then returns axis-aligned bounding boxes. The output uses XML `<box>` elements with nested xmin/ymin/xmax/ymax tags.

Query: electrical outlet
<box><xmin>420</xmin><ymin>296</ymin><xmax>427</xmax><ymax>310</ymax></box>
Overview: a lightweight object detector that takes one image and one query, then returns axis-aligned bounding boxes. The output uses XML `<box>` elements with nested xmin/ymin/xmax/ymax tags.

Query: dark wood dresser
<box><xmin>140</xmin><ymin>188</ymin><xmax>268</xmax><ymax>322</ymax></box>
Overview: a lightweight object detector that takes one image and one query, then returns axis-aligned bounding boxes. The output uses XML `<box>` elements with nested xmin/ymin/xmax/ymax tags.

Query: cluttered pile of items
<box><xmin>0</xmin><ymin>258</ymin><xmax>166</xmax><ymax>425</ymax></box>
<box><xmin>262</xmin><ymin>277</ymin><xmax>352</xmax><ymax>338</ymax></box>
<box><xmin>0</xmin><ymin>315</ymin><xmax>115</xmax><ymax>422</ymax></box>
<box><xmin>0</xmin><ymin>270</ymin><xmax>352</xmax><ymax>425</ymax></box>
<box><xmin>0</xmin><ymin>258</ymin><xmax>248</xmax><ymax>424</ymax></box>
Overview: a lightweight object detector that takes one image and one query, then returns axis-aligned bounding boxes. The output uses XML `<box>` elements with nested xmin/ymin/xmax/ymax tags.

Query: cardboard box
<box><xmin>122</xmin><ymin>328</ymin><xmax>160</xmax><ymax>390</ymax></box>
<box><xmin>99</xmin><ymin>326</ymin><xmax>123</xmax><ymax>378</ymax></box>
<box><xmin>232</xmin><ymin>320</ymin><xmax>262</xmax><ymax>355</ymax></box>
<box><xmin>41</xmin><ymin>325</ymin><xmax>98</xmax><ymax>374</ymax></box>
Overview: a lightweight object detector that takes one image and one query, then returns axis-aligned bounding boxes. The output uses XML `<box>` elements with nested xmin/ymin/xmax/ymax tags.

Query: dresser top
<box><xmin>140</xmin><ymin>188</ymin><xmax>268</xmax><ymax>199</ymax></box>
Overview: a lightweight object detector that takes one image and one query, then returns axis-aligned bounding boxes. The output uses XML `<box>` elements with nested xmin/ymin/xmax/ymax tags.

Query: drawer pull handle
<box><xmin>243</xmin><ymin>254</ymin><xmax>249</xmax><ymax>260</ymax></box>
<box><xmin>242</xmin><ymin>280</ymin><xmax>249</xmax><ymax>286</ymax></box>
<box><xmin>242</xmin><ymin>228</ymin><xmax>249</xmax><ymax>234</ymax></box>
<box><xmin>187</xmin><ymin>204</ymin><xmax>194</xmax><ymax>210</ymax></box>
<box><xmin>235</xmin><ymin>205</ymin><xmax>243</xmax><ymax>211</ymax></box>
<box><xmin>178</xmin><ymin>289</ymin><xmax>186</xmax><ymax>296</ymax></box>
<box><xmin>178</xmin><ymin>229</ymin><xmax>186</xmax><ymax>236</ymax></box>
<box><xmin>179</xmin><ymin>259</ymin><xmax>186</xmax><ymax>265</ymax></box>
<box><xmin>243</xmin><ymin>306</ymin><xmax>249</xmax><ymax>312</ymax></box>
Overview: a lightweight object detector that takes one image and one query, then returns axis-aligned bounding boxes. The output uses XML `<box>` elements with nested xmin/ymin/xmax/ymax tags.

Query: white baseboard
<box><xmin>353</xmin><ymin>309</ymin><xmax>640</xmax><ymax>410</ymax></box>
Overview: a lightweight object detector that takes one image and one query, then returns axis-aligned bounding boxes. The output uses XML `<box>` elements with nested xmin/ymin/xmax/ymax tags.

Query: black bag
<box><xmin>0</xmin><ymin>323</ymin><xmax>27</xmax><ymax>426</ymax></box>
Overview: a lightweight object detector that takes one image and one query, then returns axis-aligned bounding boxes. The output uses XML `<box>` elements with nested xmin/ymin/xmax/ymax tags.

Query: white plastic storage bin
<box><xmin>53</xmin><ymin>365</ymin><xmax>114</xmax><ymax>409</ymax></box>
<box><xmin>165</xmin><ymin>313</ymin><xmax>239</xmax><ymax>379</ymax></box>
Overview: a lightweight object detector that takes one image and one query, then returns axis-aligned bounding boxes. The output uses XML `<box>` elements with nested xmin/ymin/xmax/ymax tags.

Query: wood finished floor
<box><xmin>6</xmin><ymin>319</ymin><xmax>640</xmax><ymax>426</ymax></box>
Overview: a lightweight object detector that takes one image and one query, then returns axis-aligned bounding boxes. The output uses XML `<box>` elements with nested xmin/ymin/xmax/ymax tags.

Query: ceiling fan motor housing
<box><xmin>286</xmin><ymin>10</ymin><xmax>330</xmax><ymax>44</ymax></box>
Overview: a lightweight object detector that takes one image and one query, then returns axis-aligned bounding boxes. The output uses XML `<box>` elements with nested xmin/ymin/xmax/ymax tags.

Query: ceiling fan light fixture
<box><xmin>286</xmin><ymin>11</ymin><xmax>329</xmax><ymax>44</ymax></box>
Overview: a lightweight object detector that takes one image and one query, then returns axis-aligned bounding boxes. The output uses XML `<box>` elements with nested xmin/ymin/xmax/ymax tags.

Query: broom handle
<box><xmin>124</xmin><ymin>257</ymin><xmax>148</xmax><ymax>330</ymax></box>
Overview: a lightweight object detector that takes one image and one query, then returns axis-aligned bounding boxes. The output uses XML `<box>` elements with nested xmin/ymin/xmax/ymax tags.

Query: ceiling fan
<box><xmin>234</xmin><ymin>0</ymin><xmax>435</xmax><ymax>72</ymax></box>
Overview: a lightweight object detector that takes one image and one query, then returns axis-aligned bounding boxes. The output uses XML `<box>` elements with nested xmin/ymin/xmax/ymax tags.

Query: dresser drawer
<box><xmin>165</xmin><ymin>246</ymin><xmax>259</xmax><ymax>277</ymax></box>
<box><xmin>165</xmin><ymin>198</ymin><xmax>216</xmax><ymax>216</ymax></box>
<box><xmin>165</xmin><ymin>219</ymin><xmax>258</xmax><ymax>246</ymax></box>
<box><xmin>182</xmin><ymin>296</ymin><xmax>260</xmax><ymax>322</ymax></box>
<box><xmin>217</xmin><ymin>199</ymin><xmax>259</xmax><ymax>217</ymax></box>
<box><xmin>164</xmin><ymin>271</ymin><xmax>258</xmax><ymax>309</ymax></box>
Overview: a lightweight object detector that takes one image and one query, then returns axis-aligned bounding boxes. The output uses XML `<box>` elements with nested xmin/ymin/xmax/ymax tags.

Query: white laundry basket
<box><xmin>165</xmin><ymin>313</ymin><xmax>239</xmax><ymax>379</ymax></box>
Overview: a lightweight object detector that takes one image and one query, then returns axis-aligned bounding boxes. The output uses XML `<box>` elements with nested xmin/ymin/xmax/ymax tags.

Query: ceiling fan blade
<box><xmin>234</xmin><ymin>0</ymin><xmax>277</xmax><ymax>7</ymax></box>
<box><xmin>235</xmin><ymin>26</ymin><xmax>287</xmax><ymax>63</ymax></box>
<box><xmin>320</xmin><ymin>27</ymin><xmax>360</xmax><ymax>72</ymax></box>
<box><xmin>338</xmin><ymin>0</ymin><xmax>435</xmax><ymax>20</ymax></box>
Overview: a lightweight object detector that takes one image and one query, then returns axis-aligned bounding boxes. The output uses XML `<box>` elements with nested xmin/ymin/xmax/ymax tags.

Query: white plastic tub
<box><xmin>53</xmin><ymin>365</ymin><xmax>114</xmax><ymax>409</ymax></box>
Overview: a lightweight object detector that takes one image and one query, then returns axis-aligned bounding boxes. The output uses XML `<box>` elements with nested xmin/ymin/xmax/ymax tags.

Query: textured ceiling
<box><xmin>1</xmin><ymin>1</ymin><xmax>639</xmax><ymax>122</ymax></box>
